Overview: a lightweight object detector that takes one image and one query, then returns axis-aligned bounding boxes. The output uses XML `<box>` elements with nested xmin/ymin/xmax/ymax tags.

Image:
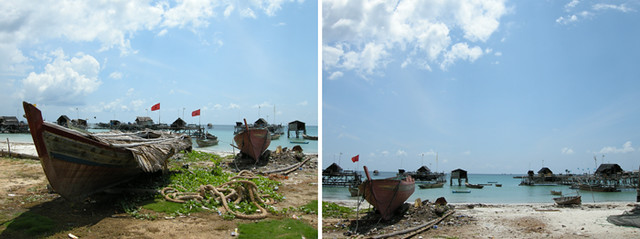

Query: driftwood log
<box><xmin>370</xmin><ymin>209</ymin><xmax>455</xmax><ymax>239</ymax></box>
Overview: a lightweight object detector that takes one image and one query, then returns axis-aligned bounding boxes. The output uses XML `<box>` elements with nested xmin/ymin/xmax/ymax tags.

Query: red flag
<box><xmin>192</xmin><ymin>109</ymin><xmax>200</xmax><ymax>117</ymax></box>
<box><xmin>151</xmin><ymin>103</ymin><xmax>160</xmax><ymax>111</ymax></box>
<box><xmin>351</xmin><ymin>155</ymin><xmax>359</xmax><ymax>163</ymax></box>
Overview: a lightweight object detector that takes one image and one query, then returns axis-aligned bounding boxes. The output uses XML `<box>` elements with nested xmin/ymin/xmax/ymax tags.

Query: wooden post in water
<box><xmin>637</xmin><ymin>165</ymin><xmax>639</xmax><ymax>202</ymax></box>
<box><xmin>6</xmin><ymin>138</ymin><xmax>10</xmax><ymax>157</ymax></box>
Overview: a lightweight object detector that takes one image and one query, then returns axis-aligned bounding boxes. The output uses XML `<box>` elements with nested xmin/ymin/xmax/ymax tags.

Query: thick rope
<box><xmin>161</xmin><ymin>170</ymin><xmax>274</xmax><ymax>219</ymax></box>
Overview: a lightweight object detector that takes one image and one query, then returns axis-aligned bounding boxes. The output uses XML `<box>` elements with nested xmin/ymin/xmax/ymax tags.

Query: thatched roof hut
<box><xmin>417</xmin><ymin>165</ymin><xmax>431</xmax><ymax>173</ymax></box>
<box><xmin>538</xmin><ymin>167</ymin><xmax>553</xmax><ymax>176</ymax></box>
<box><xmin>287</xmin><ymin>120</ymin><xmax>306</xmax><ymax>138</ymax></box>
<box><xmin>136</xmin><ymin>116</ymin><xmax>154</xmax><ymax>126</ymax></box>
<box><xmin>595</xmin><ymin>164</ymin><xmax>623</xmax><ymax>176</ymax></box>
<box><xmin>323</xmin><ymin>163</ymin><xmax>343</xmax><ymax>175</ymax></box>
<box><xmin>57</xmin><ymin>115</ymin><xmax>71</xmax><ymax>127</ymax></box>
<box><xmin>171</xmin><ymin>118</ymin><xmax>187</xmax><ymax>129</ymax></box>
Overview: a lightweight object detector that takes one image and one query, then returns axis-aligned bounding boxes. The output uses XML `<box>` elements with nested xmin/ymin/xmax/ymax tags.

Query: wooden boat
<box><xmin>359</xmin><ymin>166</ymin><xmax>415</xmax><ymax>220</ymax></box>
<box><xmin>478</xmin><ymin>183</ymin><xmax>492</xmax><ymax>186</ymax></box>
<box><xmin>290</xmin><ymin>140</ymin><xmax>309</xmax><ymax>144</ymax></box>
<box><xmin>551</xmin><ymin>190</ymin><xmax>562</xmax><ymax>195</ymax></box>
<box><xmin>578</xmin><ymin>184</ymin><xmax>620</xmax><ymax>192</ymax></box>
<box><xmin>418</xmin><ymin>182</ymin><xmax>444</xmax><ymax>189</ymax></box>
<box><xmin>452</xmin><ymin>190</ymin><xmax>471</xmax><ymax>193</ymax></box>
<box><xmin>270</xmin><ymin>133</ymin><xmax>281</xmax><ymax>140</ymax></box>
<box><xmin>23</xmin><ymin>102</ymin><xmax>192</xmax><ymax>201</ymax></box>
<box><xmin>495</xmin><ymin>184</ymin><xmax>502</xmax><ymax>187</ymax></box>
<box><xmin>373</xmin><ymin>170</ymin><xmax>379</xmax><ymax>176</ymax></box>
<box><xmin>302</xmin><ymin>134</ymin><xmax>318</xmax><ymax>140</ymax></box>
<box><xmin>195</xmin><ymin>132</ymin><xmax>218</xmax><ymax>147</ymax></box>
<box><xmin>465</xmin><ymin>183</ymin><xmax>484</xmax><ymax>189</ymax></box>
<box><xmin>553</xmin><ymin>195</ymin><xmax>581</xmax><ymax>205</ymax></box>
<box><xmin>488</xmin><ymin>181</ymin><xmax>498</xmax><ymax>183</ymax></box>
<box><xmin>233</xmin><ymin>119</ymin><xmax>271</xmax><ymax>162</ymax></box>
<box><xmin>348</xmin><ymin>185</ymin><xmax>362</xmax><ymax>197</ymax></box>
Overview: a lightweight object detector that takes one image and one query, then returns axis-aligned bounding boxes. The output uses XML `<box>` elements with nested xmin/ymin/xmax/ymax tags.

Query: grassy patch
<box><xmin>2</xmin><ymin>212</ymin><xmax>55</xmax><ymax>237</ymax></box>
<box><xmin>238</xmin><ymin>218</ymin><xmax>317</xmax><ymax>239</ymax></box>
<box><xmin>322</xmin><ymin>201</ymin><xmax>355</xmax><ymax>218</ymax></box>
<box><xmin>299</xmin><ymin>200</ymin><xmax>318</xmax><ymax>214</ymax></box>
<box><xmin>118</xmin><ymin>151</ymin><xmax>283</xmax><ymax>219</ymax></box>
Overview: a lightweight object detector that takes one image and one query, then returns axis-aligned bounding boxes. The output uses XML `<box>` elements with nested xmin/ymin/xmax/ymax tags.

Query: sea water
<box><xmin>1</xmin><ymin>125</ymin><xmax>318</xmax><ymax>154</ymax></box>
<box><xmin>323</xmin><ymin>171</ymin><xmax>637</xmax><ymax>204</ymax></box>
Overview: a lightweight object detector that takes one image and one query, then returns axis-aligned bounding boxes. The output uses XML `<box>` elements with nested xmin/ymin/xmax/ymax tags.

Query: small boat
<box><xmin>551</xmin><ymin>190</ymin><xmax>562</xmax><ymax>195</ymax></box>
<box><xmin>348</xmin><ymin>185</ymin><xmax>362</xmax><ymax>197</ymax></box>
<box><xmin>578</xmin><ymin>184</ymin><xmax>620</xmax><ymax>192</ymax></box>
<box><xmin>495</xmin><ymin>184</ymin><xmax>502</xmax><ymax>187</ymax></box>
<box><xmin>373</xmin><ymin>170</ymin><xmax>379</xmax><ymax>176</ymax></box>
<box><xmin>233</xmin><ymin>119</ymin><xmax>271</xmax><ymax>162</ymax></box>
<box><xmin>270</xmin><ymin>133</ymin><xmax>281</xmax><ymax>140</ymax></box>
<box><xmin>553</xmin><ymin>195</ymin><xmax>581</xmax><ymax>205</ymax></box>
<box><xmin>418</xmin><ymin>182</ymin><xmax>444</xmax><ymax>189</ymax></box>
<box><xmin>488</xmin><ymin>181</ymin><xmax>498</xmax><ymax>183</ymax></box>
<box><xmin>452</xmin><ymin>190</ymin><xmax>471</xmax><ymax>193</ymax></box>
<box><xmin>23</xmin><ymin>102</ymin><xmax>192</xmax><ymax>201</ymax></box>
<box><xmin>478</xmin><ymin>183</ymin><xmax>492</xmax><ymax>186</ymax></box>
<box><xmin>290</xmin><ymin>140</ymin><xmax>309</xmax><ymax>144</ymax></box>
<box><xmin>195</xmin><ymin>132</ymin><xmax>218</xmax><ymax>147</ymax></box>
<box><xmin>465</xmin><ymin>183</ymin><xmax>484</xmax><ymax>189</ymax></box>
<box><xmin>359</xmin><ymin>166</ymin><xmax>415</xmax><ymax>220</ymax></box>
<box><xmin>302</xmin><ymin>134</ymin><xmax>318</xmax><ymax>140</ymax></box>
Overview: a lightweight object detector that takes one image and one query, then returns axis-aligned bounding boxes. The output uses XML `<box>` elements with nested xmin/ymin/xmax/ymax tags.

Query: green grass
<box><xmin>299</xmin><ymin>200</ymin><xmax>318</xmax><ymax>214</ymax></box>
<box><xmin>2</xmin><ymin>212</ymin><xmax>55</xmax><ymax>237</ymax></box>
<box><xmin>322</xmin><ymin>201</ymin><xmax>355</xmax><ymax>218</ymax></box>
<box><xmin>238</xmin><ymin>218</ymin><xmax>317</xmax><ymax>239</ymax></box>
<box><xmin>122</xmin><ymin>151</ymin><xmax>283</xmax><ymax>219</ymax></box>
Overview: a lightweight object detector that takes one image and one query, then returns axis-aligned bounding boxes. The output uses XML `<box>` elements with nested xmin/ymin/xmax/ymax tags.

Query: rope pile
<box><xmin>161</xmin><ymin>170</ymin><xmax>275</xmax><ymax>219</ymax></box>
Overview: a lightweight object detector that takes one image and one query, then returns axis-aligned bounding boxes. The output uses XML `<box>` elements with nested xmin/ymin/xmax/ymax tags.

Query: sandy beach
<box><xmin>0</xmin><ymin>143</ymin><xmax>319</xmax><ymax>238</ymax></box>
<box><xmin>323</xmin><ymin>199</ymin><xmax>639</xmax><ymax>238</ymax></box>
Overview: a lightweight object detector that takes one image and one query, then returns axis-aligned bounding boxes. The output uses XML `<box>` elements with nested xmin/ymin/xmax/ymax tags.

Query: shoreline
<box><xmin>323</xmin><ymin>199</ymin><xmax>640</xmax><ymax>238</ymax></box>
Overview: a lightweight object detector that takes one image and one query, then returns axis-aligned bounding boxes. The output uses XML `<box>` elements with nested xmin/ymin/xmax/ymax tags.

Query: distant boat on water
<box><xmin>302</xmin><ymin>134</ymin><xmax>318</xmax><ymax>140</ymax></box>
<box><xmin>195</xmin><ymin>131</ymin><xmax>218</xmax><ymax>147</ymax></box>
<box><xmin>551</xmin><ymin>190</ymin><xmax>562</xmax><ymax>195</ymax></box>
<box><xmin>373</xmin><ymin>170</ymin><xmax>379</xmax><ymax>176</ymax></box>
<box><xmin>418</xmin><ymin>182</ymin><xmax>444</xmax><ymax>189</ymax></box>
<box><xmin>578</xmin><ymin>184</ymin><xmax>620</xmax><ymax>192</ymax></box>
<box><xmin>465</xmin><ymin>183</ymin><xmax>484</xmax><ymax>189</ymax></box>
<box><xmin>359</xmin><ymin>166</ymin><xmax>415</xmax><ymax>220</ymax></box>
<box><xmin>452</xmin><ymin>190</ymin><xmax>471</xmax><ymax>193</ymax></box>
<box><xmin>23</xmin><ymin>102</ymin><xmax>192</xmax><ymax>201</ymax></box>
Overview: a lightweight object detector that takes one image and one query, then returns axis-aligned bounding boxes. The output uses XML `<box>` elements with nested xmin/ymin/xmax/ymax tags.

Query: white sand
<box><xmin>0</xmin><ymin>141</ymin><xmax>38</xmax><ymax>157</ymax></box>
<box><xmin>322</xmin><ymin>199</ymin><xmax>640</xmax><ymax>238</ymax></box>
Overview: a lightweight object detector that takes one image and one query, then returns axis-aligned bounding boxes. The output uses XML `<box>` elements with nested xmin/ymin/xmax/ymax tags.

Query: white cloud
<box><xmin>599</xmin><ymin>141</ymin><xmax>635</xmax><ymax>154</ymax></box>
<box><xmin>593</xmin><ymin>4</ymin><xmax>633</xmax><ymax>13</ymax></box>
<box><xmin>565</xmin><ymin>0</ymin><xmax>580</xmax><ymax>10</ymax></box>
<box><xmin>240</xmin><ymin>8</ymin><xmax>257</xmax><ymax>19</ymax></box>
<box><xmin>228</xmin><ymin>103</ymin><xmax>240</xmax><ymax>109</ymax></box>
<box><xmin>440</xmin><ymin>42</ymin><xmax>483</xmax><ymax>70</ymax></box>
<box><xmin>561</xmin><ymin>147</ymin><xmax>574</xmax><ymax>155</ymax></box>
<box><xmin>322</xmin><ymin>0</ymin><xmax>507</xmax><ymax>79</ymax></box>
<box><xmin>223</xmin><ymin>4</ymin><xmax>235</xmax><ymax>17</ymax></box>
<box><xmin>157</xmin><ymin>29</ymin><xmax>168</xmax><ymax>36</ymax></box>
<box><xmin>420</xmin><ymin>149</ymin><xmax>437</xmax><ymax>156</ymax></box>
<box><xmin>337</xmin><ymin>132</ymin><xmax>360</xmax><ymax>140</ymax></box>
<box><xmin>462</xmin><ymin>150</ymin><xmax>471</xmax><ymax>155</ymax></box>
<box><xmin>19</xmin><ymin>49</ymin><xmax>101</xmax><ymax>106</ymax></box>
<box><xmin>253</xmin><ymin>101</ymin><xmax>272</xmax><ymax>109</ymax></box>
<box><xmin>109</xmin><ymin>71</ymin><xmax>123</xmax><ymax>80</ymax></box>
<box><xmin>396</xmin><ymin>149</ymin><xmax>407</xmax><ymax>156</ymax></box>
<box><xmin>328</xmin><ymin>71</ymin><xmax>344</xmax><ymax>80</ymax></box>
<box><xmin>494</xmin><ymin>51</ymin><xmax>502</xmax><ymax>56</ymax></box>
<box><xmin>297</xmin><ymin>100</ymin><xmax>308</xmax><ymax>106</ymax></box>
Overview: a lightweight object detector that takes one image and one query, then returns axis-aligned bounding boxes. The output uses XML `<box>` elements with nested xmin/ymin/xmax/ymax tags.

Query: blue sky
<box><xmin>323</xmin><ymin>0</ymin><xmax>640</xmax><ymax>174</ymax></box>
<box><xmin>0</xmin><ymin>0</ymin><xmax>317</xmax><ymax>126</ymax></box>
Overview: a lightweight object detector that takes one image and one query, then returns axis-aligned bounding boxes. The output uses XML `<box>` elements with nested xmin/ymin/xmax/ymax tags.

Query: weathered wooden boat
<box><xmin>551</xmin><ymin>190</ymin><xmax>562</xmax><ymax>195</ymax></box>
<box><xmin>270</xmin><ymin>133</ymin><xmax>281</xmax><ymax>140</ymax></box>
<box><xmin>23</xmin><ymin>102</ymin><xmax>192</xmax><ymax>201</ymax></box>
<box><xmin>452</xmin><ymin>190</ymin><xmax>471</xmax><ymax>193</ymax></box>
<box><xmin>495</xmin><ymin>184</ymin><xmax>502</xmax><ymax>187</ymax></box>
<box><xmin>195</xmin><ymin>132</ymin><xmax>218</xmax><ymax>147</ymax></box>
<box><xmin>359</xmin><ymin>166</ymin><xmax>415</xmax><ymax>220</ymax></box>
<box><xmin>418</xmin><ymin>182</ymin><xmax>444</xmax><ymax>189</ymax></box>
<box><xmin>348</xmin><ymin>185</ymin><xmax>362</xmax><ymax>197</ymax></box>
<box><xmin>578</xmin><ymin>184</ymin><xmax>620</xmax><ymax>192</ymax></box>
<box><xmin>233</xmin><ymin>119</ymin><xmax>271</xmax><ymax>162</ymax></box>
<box><xmin>553</xmin><ymin>195</ymin><xmax>581</xmax><ymax>205</ymax></box>
<box><xmin>465</xmin><ymin>183</ymin><xmax>484</xmax><ymax>189</ymax></box>
<box><xmin>302</xmin><ymin>134</ymin><xmax>318</xmax><ymax>140</ymax></box>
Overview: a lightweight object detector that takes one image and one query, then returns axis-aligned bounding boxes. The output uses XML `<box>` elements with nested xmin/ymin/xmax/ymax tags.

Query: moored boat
<box><xmin>233</xmin><ymin>119</ymin><xmax>271</xmax><ymax>162</ymax></box>
<box><xmin>359</xmin><ymin>166</ymin><xmax>415</xmax><ymax>220</ymax></box>
<box><xmin>302</xmin><ymin>134</ymin><xmax>318</xmax><ymax>140</ymax></box>
<box><xmin>418</xmin><ymin>182</ymin><xmax>444</xmax><ymax>189</ymax></box>
<box><xmin>551</xmin><ymin>190</ymin><xmax>562</xmax><ymax>195</ymax></box>
<box><xmin>452</xmin><ymin>190</ymin><xmax>471</xmax><ymax>193</ymax></box>
<box><xmin>553</xmin><ymin>195</ymin><xmax>581</xmax><ymax>205</ymax></box>
<box><xmin>465</xmin><ymin>183</ymin><xmax>484</xmax><ymax>189</ymax></box>
<box><xmin>23</xmin><ymin>102</ymin><xmax>192</xmax><ymax>201</ymax></box>
<box><xmin>348</xmin><ymin>185</ymin><xmax>362</xmax><ymax>197</ymax></box>
<box><xmin>195</xmin><ymin>132</ymin><xmax>218</xmax><ymax>147</ymax></box>
<box><xmin>578</xmin><ymin>184</ymin><xmax>620</xmax><ymax>192</ymax></box>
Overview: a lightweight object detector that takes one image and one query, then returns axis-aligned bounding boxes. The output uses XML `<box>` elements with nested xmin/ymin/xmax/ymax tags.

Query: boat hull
<box><xmin>418</xmin><ymin>182</ymin><xmax>444</xmax><ymax>189</ymax></box>
<box><xmin>24</xmin><ymin>102</ymin><xmax>141</xmax><ymax>200</ymax></box>
<box><xmin>553</xmin><ymin>195</ymin><xmax>581</xmax><ymax>205</ymax></box>
<box><xmin>359</xmin><ymin>178</ymin><xmax>415</xmax><ymax>220</ymax></box>
<box><xmin>196</xmin><ymin>138</ymin><xmax>219</xmax><ymax>147</ymax></box>
<box><xmin>578</xmin><ymin>184</ymin><xmax>620</xmax><ymax>192</ymax></box>
<box><xmin>233</xmin><ymin>128</ymin><xmax>271</xmax><ymax>162</ymax></box>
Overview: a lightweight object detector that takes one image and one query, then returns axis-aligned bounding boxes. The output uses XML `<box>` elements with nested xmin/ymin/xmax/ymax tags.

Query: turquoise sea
<box><xmin>1</xmin><ymin>125</ymin><xmax>318</xmax><ymax>154</ymax></box>
<box><xmin>323</xmin><ymin>171</ymin><xmax>637</xmax><ymax>204</ymax></box>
